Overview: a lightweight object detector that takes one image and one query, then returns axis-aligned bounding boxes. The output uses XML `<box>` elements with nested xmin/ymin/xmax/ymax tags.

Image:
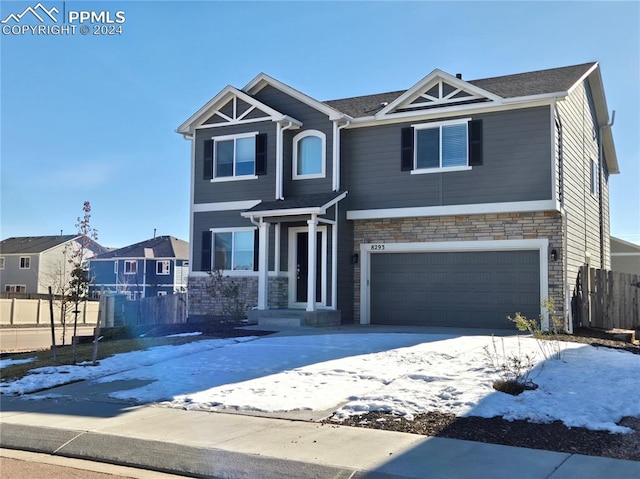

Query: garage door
<box><xmin>370</xmin><ymin>250</ymin><xmax>540</xmax><ymax>329</ymax></box>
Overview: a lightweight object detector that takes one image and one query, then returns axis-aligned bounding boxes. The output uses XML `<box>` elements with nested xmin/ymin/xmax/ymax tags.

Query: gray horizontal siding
<box><xmin>253</xmin><ymin>85</ymin><xmax>335</xmax><ymax>196</ymax></box>
<box><xmin>193</xmin><ymin>122</ymin><xmax>276</xmax><ymax>204</ymax></box>
<box><xmin>344</xmin><ymin>107</ymin><xmax>553</xmax><ymax>210</ymax></box>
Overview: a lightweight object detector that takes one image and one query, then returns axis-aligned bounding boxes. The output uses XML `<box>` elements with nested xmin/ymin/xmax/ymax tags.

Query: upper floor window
<box><xmin>156</xmin><ymin>260</ymin><xmax>170</xmax><ymax>275</ymax></box>
<box><xmin>19</xmin><ymin>256</ymin><xmax>30</xmax><ymax>269</ymax></box>
<box><xmin>293</xmin><ymin>130</ymin><xmax>326</xmax><ymax>179</ymax></box>
<box><xmin>124</xmin><ymin>260</ymin><xmax>137</xmax><ymax>274</ymax></box>
<box><xmin>213</xmin><ymin>229</ymin><xmax>255</xmax><ymax>271</ymax></box>
<box><xmin>5</xmin><ymin>285</ymin><xmax>26</xmax><ymax>293</ymax></box>
<box><xmin>0</xmin><ymin>257</ymin><xmax>4</xmax><ymax>269</ymax></box>
<box><xmin>203</xmin><ymin>133</ymin><xmax>267</xmax><ymax>181</ymax></box>
<box><xmin>402</xmin><ymin>118</ymin><xmax>482</xmax><ymax>173</ymax></box>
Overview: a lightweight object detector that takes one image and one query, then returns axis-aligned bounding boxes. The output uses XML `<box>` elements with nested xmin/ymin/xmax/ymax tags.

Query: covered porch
<box><xmin>241</xmin><ymin>192</ymin><xmax>347</xmax><ymax>326</ymax></box>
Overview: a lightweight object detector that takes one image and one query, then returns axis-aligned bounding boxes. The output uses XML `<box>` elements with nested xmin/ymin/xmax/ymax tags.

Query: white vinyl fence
<box><xmin>0</xmin><ymin>298</ymin><xmax>99</xmax><ymax>326</ymax></box>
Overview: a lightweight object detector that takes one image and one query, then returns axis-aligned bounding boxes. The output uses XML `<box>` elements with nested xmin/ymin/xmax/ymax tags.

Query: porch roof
<box><xmin>240</xmin><ymin>191</ymin><xmax>347</xmax><ymax>219</ymax></box>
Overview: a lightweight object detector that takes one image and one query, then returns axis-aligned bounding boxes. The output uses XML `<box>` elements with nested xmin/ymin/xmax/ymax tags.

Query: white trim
<box><xmin>176</xmin><ymin>85</ymin><xmax>292</xmax><ymax>135</ymax></box>
<box><xmin>377</xmin><ymin>69</ymin><xmax>502</xmax><ymax>117</ymax></box>
<box><xmin>188</xmin><ymin>270</ymin><xmax>287</xmax><ymax>279</ymax></box>
<box><xmin>19</xmin><ymin>256</ymin><xmax>31</xmax><ymax>269</ymax></box>
<box><xmin>211</xmin><ymin>175</ymin><xmax>258</xmax><ymax>183</ymax></box>
<box><xmin>611</xmin><ymin>252</ymin><xmax>640</xmax><ymax>257</ymax></box>
<box><xmin>244</xmin><ymin>72</ymin><xmax>349</xmax><ymax>121</ymax></box>
<box><xmin>209</xmin><ymin>228</ymin><xmax>257</xmax><ymax>272</ymax></box>
<box><xmin>346</xmin><ymin>97</ymin><xmax>560</xmax><ymax>129</ymax></box>
<box><xmin>209</xmin><ymin>227</ymin><xmax>256</xmax><ymax>233</ymax></box>
<box><xmin>193</xmin><ymin>200</ymin><xmax>261</xmax><ymax>213</ymax></box>
<box><xmin>288</xmin><ymin>225</ymin><xmax>328</xmax><ymax>309</ymax></box>
<box><xmin>211</xmin><ymin>131</ymin><xmax>259</xmax><ymax>181</ymax></box>
<box><xmin>358</xmin><ymin>239</ymin><xmax>549</xmax><ymax>327</ymax></box>
<box><xmin>240</xmin><ymin>191</ymin><xmax>348</xmax><ymax>219</ymax></box>
<box><xmin>292</xmin><ymin>130</ymin><xmax>327</xmax><ymax>180</ymax></box>
<box><xmin>347</xmin><ymin>199</ymin><xmax>560</xmax><ymax>221</ymax></box>
<box><xmin>194</xmin><ymin>117</ymin><xmax>272</xmax><ymax>129</ymax></box>
<box><xmin>410</xmin><ymin>166</ymin><xmax>471</xmax><ymax>175</ymax></box>
<box><xmin>412</xmin><ymin>117</ymin><xmax>471</xmax><ymax>129</ymax></box>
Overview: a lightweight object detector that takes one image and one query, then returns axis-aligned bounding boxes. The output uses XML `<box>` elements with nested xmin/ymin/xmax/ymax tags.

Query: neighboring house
<box><xmin>89</xmin><ymin>236</ymin><xmax>189</xmax><ymax>299</ymax></box>
<box><xmin>0</xmin><ymin>235</ymin><xmax>107</xmax><ymax>295</ymax></box>
<box><xmin>177</xmin><ymin>62</ymin><xmax>618</xmax><ymax>329</ymax></box>
<box><xmin>610</xmin><ymin>237</ymin><xmax>640</xmax><ymax>275</ymax></box>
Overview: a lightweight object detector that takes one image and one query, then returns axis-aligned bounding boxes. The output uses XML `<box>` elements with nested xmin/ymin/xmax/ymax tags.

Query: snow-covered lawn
<box><xmin>1</xmin><ymin>332</ymin><xmax>638</xmax><ymax>433</ymax></box>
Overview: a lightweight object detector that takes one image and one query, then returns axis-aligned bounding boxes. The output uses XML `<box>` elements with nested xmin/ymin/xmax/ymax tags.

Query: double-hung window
<box><xmin>203</xmin><ymin>132</ymin><xmax>267</xmax><ymax>181</ymax></box>
<box><xmin>19</xmin><ymin>257</ymin><xmax>30</xmax><ymax>269</ymax></box>
<box><xmin>124</xmin><ymin>260</ymin><xmax>137</xmax><ymax>274</ymax></box>
<box><xmin>293</xmin><ymin>130</ymin><xmax>326</xmax><ymax>179</ymax></box>
<box><xmin>156</xmin><ymin>260</ymin><xmax>170</xmax><ymax>275</ymax></box>
<box><xmin>201</xmin><ymin>228</ymin><xmax>256</xmax><ymax>272</ymax></box>
<box><xmin>402</xmin><ymin>118</ymin><xmax>482</xmax><ymax>173</ymax></box>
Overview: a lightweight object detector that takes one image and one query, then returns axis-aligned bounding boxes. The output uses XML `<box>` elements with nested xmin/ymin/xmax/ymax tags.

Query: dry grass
<box><xmin>0</xmin><ymin>335</ymin><xmax>211</xmax><ymax>383</ymax></box>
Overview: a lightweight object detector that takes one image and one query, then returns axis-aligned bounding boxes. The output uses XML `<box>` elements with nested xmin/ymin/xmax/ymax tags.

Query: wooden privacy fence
<box><xmin>99</xmin><ymin>293</ymin><xmax>187</xmax><ymax>328</ymax></box>
<box><xmin>574</xmin><ymin>266</ymin><xmax>640</xmax><ymax>330</ymax></box>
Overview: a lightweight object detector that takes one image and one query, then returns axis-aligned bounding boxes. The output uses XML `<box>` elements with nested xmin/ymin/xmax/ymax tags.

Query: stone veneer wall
<box><xmin>353</xmin><ymin>211</ymin><xmax>565</xmax><ymax>324</ymax></box>
<box><xmin>188</xmin><ymin>275</ymin><xmax>288</xmax><ymax>319</ymax></box>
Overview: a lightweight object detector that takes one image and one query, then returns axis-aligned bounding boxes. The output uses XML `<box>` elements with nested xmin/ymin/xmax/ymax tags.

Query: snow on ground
<box><xmin>0</xmin><ymin>357</ymin><xmax>37</xmax><ymax>369</ymax></box>
<box><xmin>1</xmin><ymin>332</ymin><xmax>638</xmax><ymax>433</ymax></box>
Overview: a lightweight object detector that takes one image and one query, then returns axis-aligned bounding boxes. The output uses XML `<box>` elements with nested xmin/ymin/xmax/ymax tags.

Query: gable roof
<box><xmin>241</xmin><ymin>191</ymin><xmax>347</xmax><ymax>218</ymax></box>
<box><xmin>243</xmin><ymin>73</ymin><xmax>349</xmax><ymax>121</ymax></box>
<box><xmin>94</xmin><ymin>236</ymin><xmax>189</xmax><ymax>260</ymax></box>
<box><xmin>324</xmin><ymin>62</ymin><xmax>598</xmax><ymax>119</ymax></box>
<box><xmin>0</xmin><ymin>235</ymin><xmax>106</xmax><ymax>255</ymax></box>
<box><xmin>176</xmin><ymin>85</ymin><xmax>302</xmax><ymax>135</ymax></box>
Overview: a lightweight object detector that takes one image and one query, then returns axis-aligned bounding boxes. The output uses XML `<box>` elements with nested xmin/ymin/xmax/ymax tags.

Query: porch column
<box><xmin>257</xmin><ymin>220</ymin><xmax>270</xmax><ymax>310</ymax></box>
<box><xmin>306</xmin><ymin>214</ymin><xmax>318</xmax><ymax>312</ymax></box>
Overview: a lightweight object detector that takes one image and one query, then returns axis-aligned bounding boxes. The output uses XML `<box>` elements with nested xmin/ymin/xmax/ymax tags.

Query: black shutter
<box><xmin>203</xmin><ymin>140</ymin><xmax>214</xmax><ymax>179</ymax></box>
<box><xmin>401</xmin><ymin>127</ymin><xmax>414</xmax><ymax>171</ymax></box>
<box><xmin>253</xmin><ymin>229</ymin><xmax>259</xmax><ymax>272</ymax></box>
<box><xmin>255</xmin><ymin>133</ymin><xmax>267</xmax><ymax>175</ymax></box>
<box><xmin>201</xmin><ymin>231</ymin><xmax>212</xmax><ymax>272</ymax></box>
<box><xmin>468</xmin><ymin>119</ymin><xmax>483</xmax><ymax>166</ymax></box>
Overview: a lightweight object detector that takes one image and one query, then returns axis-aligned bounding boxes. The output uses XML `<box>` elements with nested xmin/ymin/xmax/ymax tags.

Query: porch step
<box><xmin>258</xmin><ymin>317</ymin><xmax>303</xmax><ymax>327</ymax></box>
<box><xmin>248</xmin><ymin>309</ymin><xmax>341</xmax><ymax>327</ymax></box>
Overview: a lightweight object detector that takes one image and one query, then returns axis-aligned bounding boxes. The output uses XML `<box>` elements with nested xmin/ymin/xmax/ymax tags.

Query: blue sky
<box><xmin>1</xmin><ymin>0</ymin><xmax>639</xmax><ymax>248</ymax></box>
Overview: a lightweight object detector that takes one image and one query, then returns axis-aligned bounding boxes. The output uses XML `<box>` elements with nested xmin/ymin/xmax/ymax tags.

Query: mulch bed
<box><xmin>327</xmin><ymin>329</ymin><xmax>640</xmax><ymax>462</ymax></box>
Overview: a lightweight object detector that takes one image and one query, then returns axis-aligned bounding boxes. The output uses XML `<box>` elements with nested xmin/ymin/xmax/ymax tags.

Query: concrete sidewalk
<box><xmin>1</xmin><ymin>393</ymin><xmax>639</xmax><ymax>479</ymax></box>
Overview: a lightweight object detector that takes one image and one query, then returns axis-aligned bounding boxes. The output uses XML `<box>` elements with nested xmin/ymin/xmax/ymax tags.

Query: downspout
<box><xmin>554</xmin><ymin>98</ymin><xmax>571</xmax><ymax>333</ymax></box>
<box><xmin>277</xmin><ymin>120</ymin><xmax>294</xmax><ymax>200</ymax></box>
<box><xmin>333</xmin><ymin>119</ymin><xmax>351</xmax><ymax>191</ymax></box>
<box><xmin>182</xmin><ymin>130</ymin><xmax>195</xmax><ymax>318</ymax></box>
<box><xmin>599</xmin><ymin>111</ymin><xmax>615</xmax><ymax>269</ymax></box>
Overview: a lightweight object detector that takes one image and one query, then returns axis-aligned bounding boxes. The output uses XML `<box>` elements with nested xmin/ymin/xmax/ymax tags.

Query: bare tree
<box><xmin>68</xmin><ymin>201</ymin><xmax>98</xmax><ymax>363</ymax></box>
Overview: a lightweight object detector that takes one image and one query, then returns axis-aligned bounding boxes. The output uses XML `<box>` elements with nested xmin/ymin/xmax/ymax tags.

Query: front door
<box><xmin>289</xmin><ymin>226</ymin><xmax>327</xmax><ymax>308</ymax></box>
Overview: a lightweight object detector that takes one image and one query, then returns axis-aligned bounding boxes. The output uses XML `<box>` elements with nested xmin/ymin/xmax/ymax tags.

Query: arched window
<box><xmin>293</xmin><ymin>130</ymin><xmax>326</xmax><ymax>179</ymax></box>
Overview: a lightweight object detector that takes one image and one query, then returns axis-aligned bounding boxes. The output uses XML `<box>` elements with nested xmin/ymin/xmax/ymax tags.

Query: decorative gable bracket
<box><xmin>176</xmin><ymin>85</ymin><xmax>302</xmax><ymax>135</ymax></box>
<box><xmin>375</xmin><ymin>69</ymin><xmax>503</xmax><ymax>119</ymax></box>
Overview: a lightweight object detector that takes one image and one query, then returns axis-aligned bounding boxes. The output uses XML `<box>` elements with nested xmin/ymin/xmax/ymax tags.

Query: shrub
<box><xmin>483</xmin><ymin>336</ymin><xmax>538</xmax><ymax>396</ymax></box>
<box><xmin>509</xmin><ymin>298</ymin><xmax>565</xmax><ymax>361</ymax></box>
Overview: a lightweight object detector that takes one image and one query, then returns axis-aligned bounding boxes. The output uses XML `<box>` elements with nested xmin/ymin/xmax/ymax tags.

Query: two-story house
<box><xmin>178</xmin><ymin>62</ymin><xmax>617</xmax><ymax>330</ymax></box>
<box><xmin>89</xmin><ymin>236</ymin><xmax>189</xmax><ymax>299</ymax></box>
<box><xmin>0</xmin><ymin>235</ymin><xmax>107</xmax><ymax>295</ymax></box>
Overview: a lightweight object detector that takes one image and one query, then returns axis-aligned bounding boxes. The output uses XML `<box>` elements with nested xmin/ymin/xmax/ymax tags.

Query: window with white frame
<box><xmin>157</xmin><ymin>291</ymin><xmax>167</xmax><ymax>297</ymax></box>
<box><xmin>415</xmin><ymin>120</ymin><xmax>468</xmax><ymax>170</ymax></box>
<box><xmin>0</xmin><ymin>257</ymin><xmax>4</xmax><ymax>269</ymax></box>
<box><xmin>19</xmin><ymin>257</ymin><xmax>30</xmax><ymax>269</ymax></box>
<box><xmin>215</xmin><ymin>133</ymin><xmax>256</xmax><ymax>178</ymax></box>
<box><xmin>156</xmin><ymin>260</ymin><xmax>170</xmax><ymax>275</ymax></box>
<box><xmin>114</xmin><ymin>261</ymin><xmax>118</xmax><ymax>274</ymax></box>
<box><xmin>213</xmin><ymin>229</ymin><xmax>255</xmax><ymax>271</ymax></box>
<box><xmin>124</xmin><ymin>260</ymin><xmax>137</xmax><ymax>274</ymax></box>
<box><xmin>293</xmin><ymin>130</ymin><xmax>326</xmax><ymax>179</ymax></box>
<box><xmin>5</xmin><ymin>285</ymin><xmax>26</xmax><ymax>293</ymax></box>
